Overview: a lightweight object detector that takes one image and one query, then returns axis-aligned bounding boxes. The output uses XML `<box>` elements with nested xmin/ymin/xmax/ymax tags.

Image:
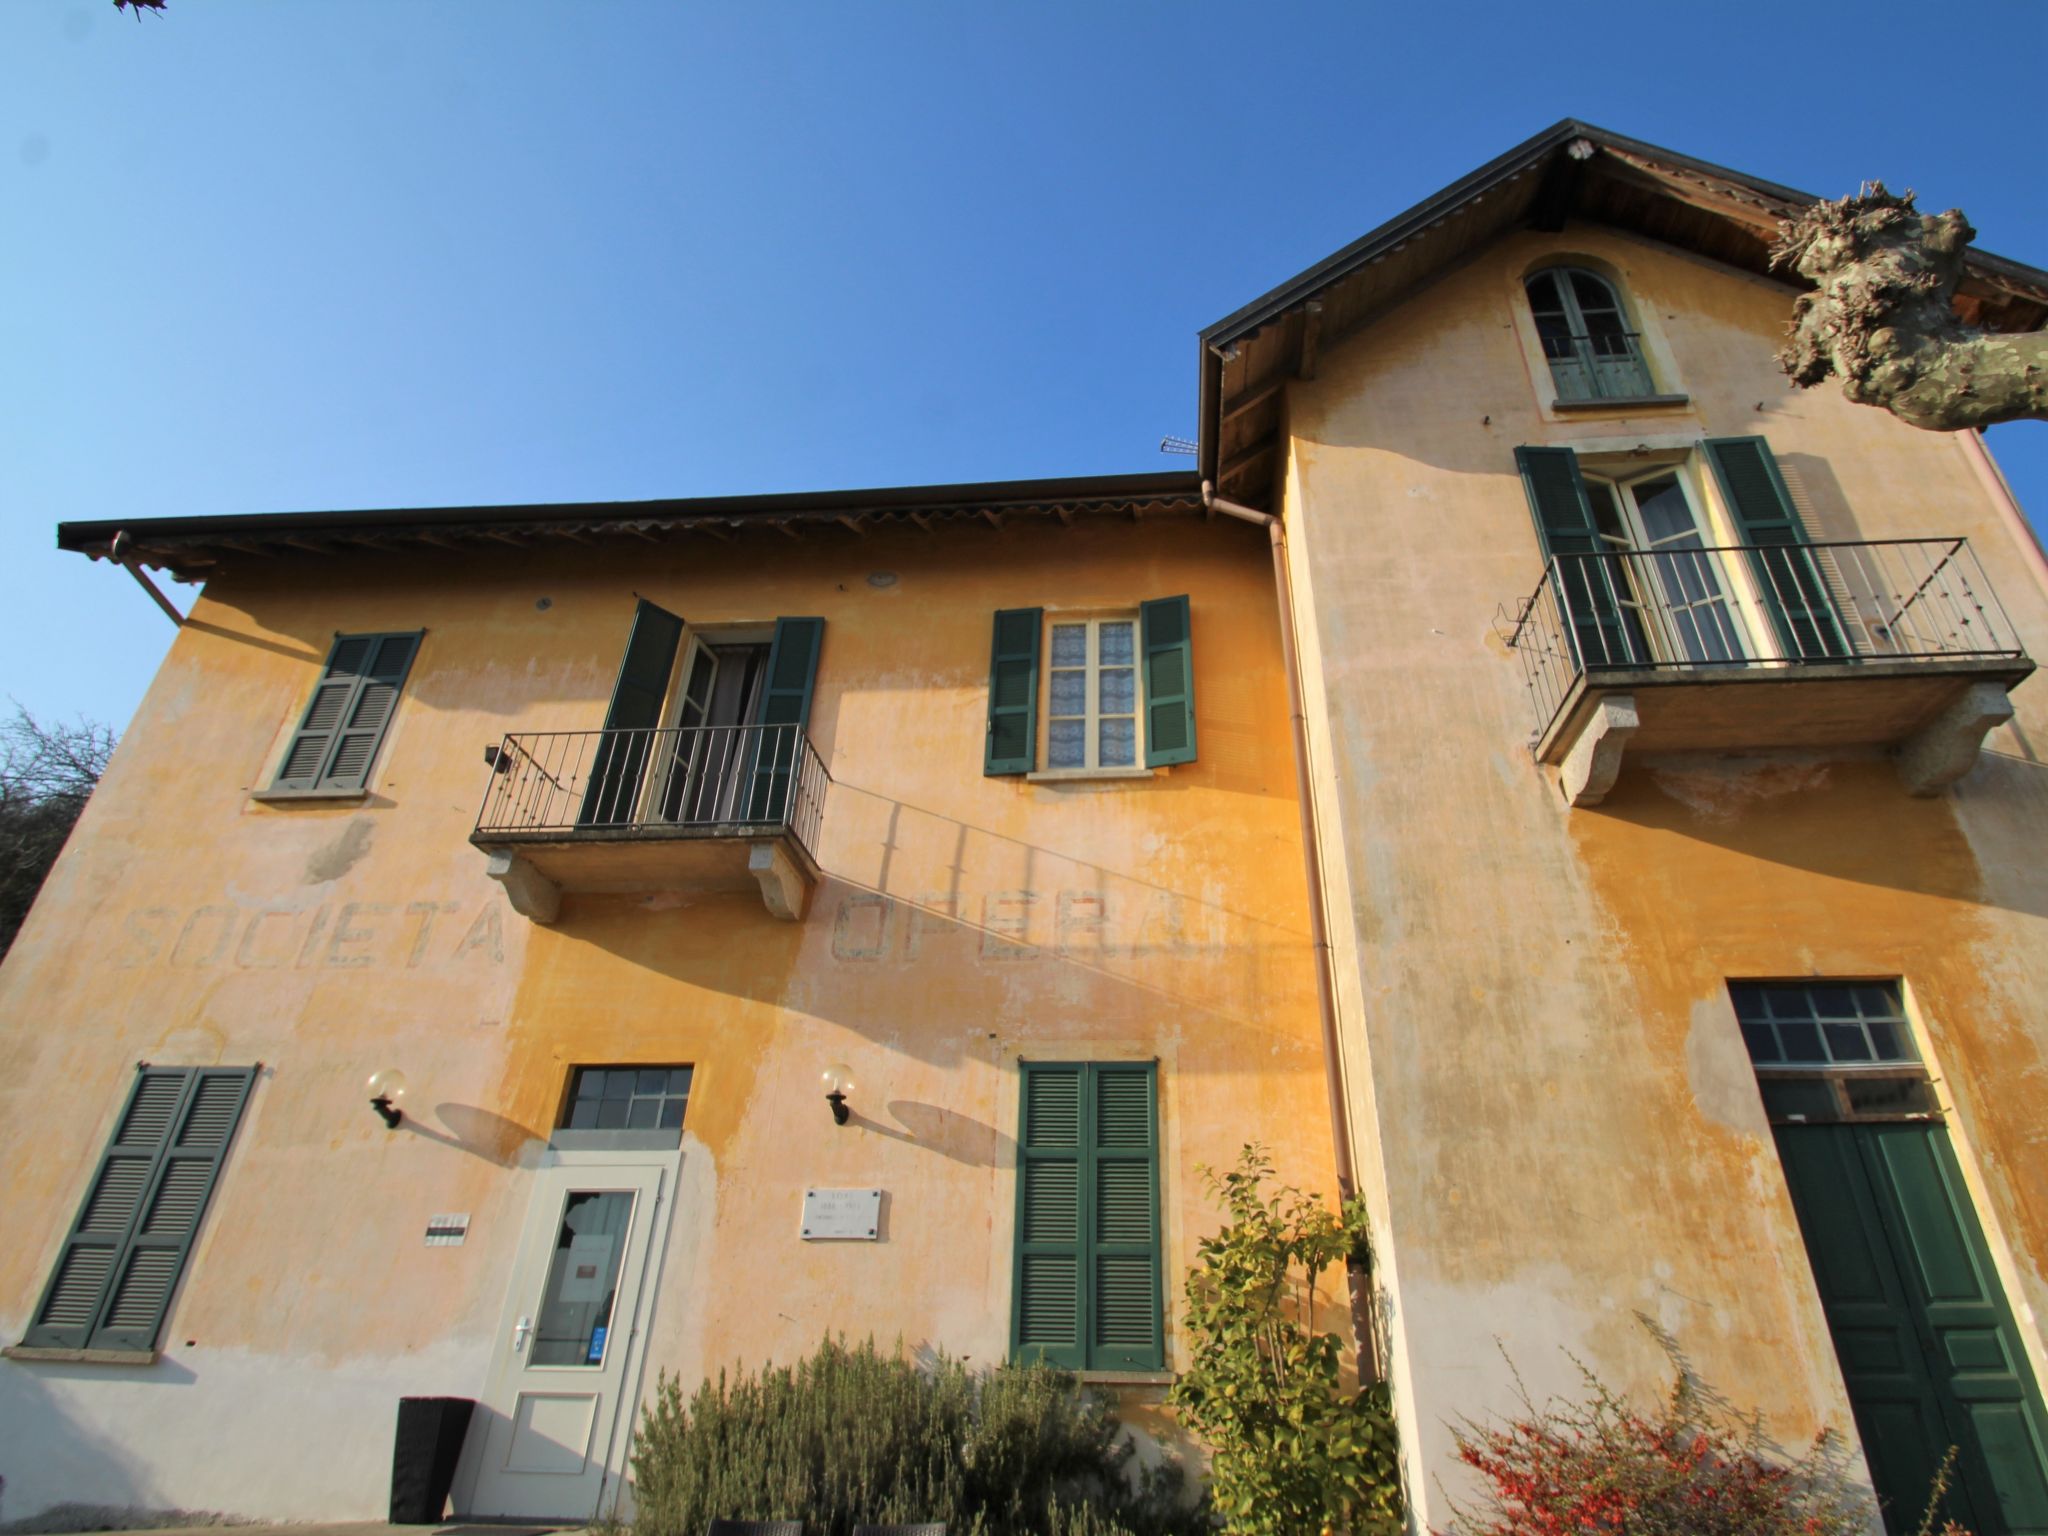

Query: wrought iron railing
<box><xmin>474</xmin><ymin>723</ymin><xmax>829</xmax><ymax>860</ymax></box>
<box><xmin>1504</xmin><ymin>537</ymin><xmax>2026</xmax><ymax>743</ymax></box>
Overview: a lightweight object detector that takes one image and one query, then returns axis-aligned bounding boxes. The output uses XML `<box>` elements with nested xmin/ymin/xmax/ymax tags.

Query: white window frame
<box><xmin>1038</xmin><ymin>612</ymin><xmax>1143</xmax><ymax>776</ymax></box>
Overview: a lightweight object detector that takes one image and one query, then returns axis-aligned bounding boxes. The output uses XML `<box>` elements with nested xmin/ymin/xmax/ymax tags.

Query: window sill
<box><xmin>1025</xmin><ymin>767</ymin><xmax>1159</xmax><ymax>785</ymax></box>
<box><xmin>1077</xmin><ymin>1369</ymin><xmax>1175</xmax><ymax>1386</ymax></box>
<box><xmin>249</xmin><ymin>787</ymin><xmax>372</xmax><ymax>805</ymax></box>
<box><xmin>1551</xmin><ymin>393</ymin><xmax>1691</xmax><ymax>413</ymax></box>
<box><xmin>5</xmin><ymin>1344</ymin><xmax>159</xmax><ymax>1366</ymax></box>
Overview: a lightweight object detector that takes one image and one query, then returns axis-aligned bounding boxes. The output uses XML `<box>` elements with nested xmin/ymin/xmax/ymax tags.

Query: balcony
<box><xmin>472</xmin><ymin>724</ymin><xmax>828</xmax><ymax>920</ymax></box>
<box><xmin>1505</xmin><ymin>537</ymin><xmax>2033</xmax><ymax>806</ymax></box>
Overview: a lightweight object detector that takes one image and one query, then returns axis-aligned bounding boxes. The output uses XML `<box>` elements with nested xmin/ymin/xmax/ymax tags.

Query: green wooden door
<box><xmin>1777</xmin><ymin>1123</ymin><xmax>2048</xmax><ymax>1533</ymax></box>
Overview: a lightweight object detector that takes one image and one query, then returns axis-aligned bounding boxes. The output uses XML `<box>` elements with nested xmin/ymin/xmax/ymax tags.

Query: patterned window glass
<box><xmin>1729</xmin><ymin>983</ymin><xmax>1914</xmax><ymax>1067</ymax></box>
<box><xmin>563</xmin><ymin>1066</ymin><xmax>693</xmax><ymax>1130</ymax></box>
<box><xmin>1045</xmin><ymin>616</ymin><xmax>1138</xmax><ymax>771</ymax></box>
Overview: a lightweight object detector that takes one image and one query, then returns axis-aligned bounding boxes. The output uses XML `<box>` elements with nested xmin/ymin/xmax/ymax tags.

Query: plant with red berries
<box><xmin>1441</xmin><ymin>1360</ymin><xmax>1870</xmax><ymax>1536</ymax></box>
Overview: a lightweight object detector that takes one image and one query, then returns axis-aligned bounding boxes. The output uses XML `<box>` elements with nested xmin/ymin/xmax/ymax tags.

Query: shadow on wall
<box><xmin>543</xmin><ymin>778</ymin><xmax>1324</xmax><ymax>1078</ymax></box>
<box><xmin>0</xmin><ymin>1356</ymin><xmax>225</xmax><ymax>1534</ymax></box>
<box><xmin>1587</xmin><ymin>751</ymin><xmax>2048</xmax><ymax>922</ymax></box>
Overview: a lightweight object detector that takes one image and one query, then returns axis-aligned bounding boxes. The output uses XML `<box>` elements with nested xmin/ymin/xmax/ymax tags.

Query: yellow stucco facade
<box><xmin>1280</xmin><ymin>223</ymin><xmax>2048</xmax><ymax>1519</ymax></box>
<box><xmin>0</xmin><ymin>514</ymin><xmax>1342</xmax><ymax>1522</ymax></box>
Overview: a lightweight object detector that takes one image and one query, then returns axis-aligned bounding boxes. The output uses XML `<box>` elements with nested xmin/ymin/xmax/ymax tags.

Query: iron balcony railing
<box><xmin>475</xmin><ymin>723</ymin><xmax>829</xmax><ymax>861</ymax></box>
<box><xmin>1505</xmin><ymin>537</ymin><xmax>2027</xmax><ymax>743</ymax></box>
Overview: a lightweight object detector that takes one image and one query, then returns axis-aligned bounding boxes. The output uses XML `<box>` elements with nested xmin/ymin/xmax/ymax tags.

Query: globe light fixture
<box><xmin>820</xmin><ymin>1062</ymin><xmax>854</xmax><ymax>1126</ymax></box>
<box><xmin>366</xmin><ymin>1067</ymin><xmax>409</xmax><ymax>1129</ymax></box>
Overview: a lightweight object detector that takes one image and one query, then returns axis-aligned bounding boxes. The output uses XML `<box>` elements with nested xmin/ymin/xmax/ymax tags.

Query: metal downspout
<box><xmin>1202</xmin><ymin>482</ymin><xmax>1358</xmax><ymax>1202</ymax></box>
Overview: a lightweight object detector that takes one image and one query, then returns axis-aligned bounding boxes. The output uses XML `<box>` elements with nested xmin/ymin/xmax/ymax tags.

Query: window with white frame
<box><xmin>1045</xmin><ymin>615</ymin><xmax>1139</xmax><ymax>771</ymax></box>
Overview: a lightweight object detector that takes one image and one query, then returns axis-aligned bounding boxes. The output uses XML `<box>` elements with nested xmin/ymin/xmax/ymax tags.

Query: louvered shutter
<box><xmin>322</xmin><ymin>634</ymin><xmax>419</xmax><ymax>790</ymax></box>
<box><xmin>1515</xmin><ymin>447</ymin><xmax>1631</xmax><ymax>669</ymax></box>
<box><xmin>24</xmin><ymin>1067</ymin><xmax>255</xmax><ymax>1353</ymax></box>
<box><xmin>272</xmin><ymin>632</ymin><xmax>421</xmax><ymax>793</ymax></box>
<box><xmin>984</xmin><ymin>609</ymin><xmax>1042</xmax><ymax>776</ymax></box>
<box><xmin>747</xmin><ymin>617</ymin><xmax>825</xmax><ymax>822</ymax></box>
<box><xmin>1139</xmin><ymin>597</ymin><xmax>1196</xmax><ymax>768</ymax></box>
<box><xmin>579</xmin><ymin>601</ymin><xmax>684</xmax><ymax>826</ymax></box>
<box><xmin>1013</xmin><ymin>1065</ymin><xmax>1084</xmax><ymax>1368</ymax></box>
<box><xmin>1703</xmin><ymin>437</ymin><xmax>1850</xmax><ymax>661</ymax></box>
<box><xmin>1089</xmin><ymin>1065</ymin><xmax>1162</xmax><ymax>1369</ymax></box>
<box><xmin>1013</xmin><ymin>1062</ymin><xmax>1163</xmax><ymax>1371</ymax></box>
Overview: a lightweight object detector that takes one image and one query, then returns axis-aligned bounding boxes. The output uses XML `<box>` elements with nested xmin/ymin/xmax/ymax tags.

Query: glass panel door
<box><xmin>1614</xmin><ymin>472</ymin><xmax>1749</xmax><ymax>666</ymax></box>
<box><xmin>531</xmin><ymin>1190</ymin><xmax>634</xmax><ymax>1367</ymax></box>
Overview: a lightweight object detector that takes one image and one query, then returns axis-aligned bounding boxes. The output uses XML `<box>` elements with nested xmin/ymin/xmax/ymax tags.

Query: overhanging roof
<box><xmin>58</xmin><ymin>471</ymin><xmax>1207</xmax><ymax>581</ymax></box>
<box><xmin>1196</xmin><ymin>118</ymin><xmax>2048</xmax><ymax>509</ymax></box>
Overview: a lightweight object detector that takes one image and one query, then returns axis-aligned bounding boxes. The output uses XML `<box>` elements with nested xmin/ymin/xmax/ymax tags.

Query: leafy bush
<box><xmin>629</xmin><ymin>1336</ymin><xmax>1201</xmax><ymax>1536</ymax></box>
<box><xmin>1168</xmin><ymin>1147</ymin><xmax>1403</xmax><ymax>1536</ymax></box>
<box><xmin>1443</xmin><ymin>1361</ymin><xmax>1870</xmax><ymax>1536</ymax></box>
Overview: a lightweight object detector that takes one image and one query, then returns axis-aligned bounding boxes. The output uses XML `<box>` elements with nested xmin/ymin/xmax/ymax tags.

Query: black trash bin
<box><xmin>390</xmin><ymin>1395</ymin><xmax>476</xmax><ymax>1524</ymax></box>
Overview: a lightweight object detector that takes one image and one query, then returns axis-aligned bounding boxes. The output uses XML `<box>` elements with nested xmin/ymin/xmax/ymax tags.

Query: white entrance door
<box><xmin>461</xmin><ymin>1153</ymin><xmax>674</xmax><ymax>1521</ymax></box>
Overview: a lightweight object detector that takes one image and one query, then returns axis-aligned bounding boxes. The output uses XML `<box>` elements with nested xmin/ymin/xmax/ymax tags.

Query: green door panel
<box><xmin>1776</xmin><ymin>1123</ymin><xmax>2048</xmax><ymax>1534</ymax></box>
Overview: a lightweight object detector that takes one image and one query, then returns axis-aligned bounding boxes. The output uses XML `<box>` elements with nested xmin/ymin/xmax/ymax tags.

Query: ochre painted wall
<box><xmin>0</xmin><ymin>515</ymin><xmax>1340</xmax><ymax>1522</ymax></box>
<box><xmin>1279</xmin><ymin>223</ymin><xmax>2048</xmax><ymax>1518</ymax></box>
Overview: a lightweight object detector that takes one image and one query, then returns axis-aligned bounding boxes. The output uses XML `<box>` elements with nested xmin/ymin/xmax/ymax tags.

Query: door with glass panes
<box><xmin>1584</xmin><ymin>468</ymin><xmax>1749</xmax><ymax>667</ymax></box>
<box><xmin>459</xmin><ymin>1153</ymin><xmax>675</xmax><ymax>1521</ymax></box>
<box><xmin>1738</xmin><ymin>983</ymin><xmax>2048</xmax><ymax>1534</ymax></box>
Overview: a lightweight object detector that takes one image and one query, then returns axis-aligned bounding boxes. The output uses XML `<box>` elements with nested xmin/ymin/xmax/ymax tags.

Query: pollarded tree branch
<box><xmin>1773</xmin><ymin>183</ymin><xmax>2048</xmax><ymax>431</ymax></box>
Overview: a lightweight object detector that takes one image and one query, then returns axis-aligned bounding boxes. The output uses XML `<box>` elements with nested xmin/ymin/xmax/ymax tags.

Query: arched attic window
<box><xmin>1524</xmin><ymin>266</ymin><xmax>1655</xmax><ymax>402</ymax></box>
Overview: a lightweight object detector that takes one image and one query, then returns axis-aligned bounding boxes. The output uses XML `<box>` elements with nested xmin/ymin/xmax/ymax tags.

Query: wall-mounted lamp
<box><xmin>821</xmin><ymin>1062</ymin><xmax>854</xmax><ymax>1126</ymax></box>
<box><xmin>366</xmin><ymin>1068</ymin><xmax>408</xmax><ymax>1129</ymax></box>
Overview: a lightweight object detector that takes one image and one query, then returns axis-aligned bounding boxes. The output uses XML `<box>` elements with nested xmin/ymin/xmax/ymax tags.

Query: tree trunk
<box><xmin>1773</xmin><ymin>183</ymin><xmax>2048</xmax><ymax>432</ymax></box>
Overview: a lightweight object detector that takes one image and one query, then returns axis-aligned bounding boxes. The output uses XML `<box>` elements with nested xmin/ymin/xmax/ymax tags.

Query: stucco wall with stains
<box><xmin>0</xmin><ymin>515</ymin><xmax>1342</xmax><ymax>1523</ymax></box>
<box><xmin>1279</xmin><ymin>222</ymin><xmax>2048</xmax><ymax>1519</ymax></box>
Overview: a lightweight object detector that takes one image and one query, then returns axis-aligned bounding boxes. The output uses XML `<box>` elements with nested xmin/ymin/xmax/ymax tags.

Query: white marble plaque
<box><xmin>800</xmin><ymin>1187</ymin><xmax>881</xmax><ymax>1240</ymax></box>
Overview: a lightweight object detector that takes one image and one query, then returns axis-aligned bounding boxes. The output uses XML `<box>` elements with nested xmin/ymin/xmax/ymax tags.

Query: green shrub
<box><xmin>1168</xmin><ymin>1146</ymin><xmax>1403</xmax><ymax>1536</ymax></box>
<box><xmin>629</xmin><ymin>1336</ymin><xmax>1203</xmax><ymax>1536</ymax></box>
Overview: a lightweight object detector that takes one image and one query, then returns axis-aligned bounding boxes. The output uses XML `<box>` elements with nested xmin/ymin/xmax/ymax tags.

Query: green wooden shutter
<box><xmin>1140</xmin><ymin>597</ymin><xmax>1196</xmax><ymax>768</ymax></box>
<box><xmin>1703</xmin><ymin>436</ymin><xmax>1850</xmax><ymax>661</ymax></box>
<box><xmin>323</xmin><ymin>634</ymin><xmax>419</xmax><ymax>790</ymax></box>
<box><xmin>747</xmin><ymin>616</ymin><xmax>825</xmax><ymax>822</ymax></box>
<box><xmin>1515</xmin><ymin>446</ymin><xmax>1630</xmax><ymax>670</ymax></box>
<box><xmin>984</xmin><ymin>608</ymin><xmax>1042</xmax><ymax>776</ymax></box>
<box><xmin>273</xmin><ymin>632</ymin><xmax>421</xmax><ymax>792</ymax></box>
<box><xmin>579</xmin><ymin>600</ymin><xmax>684</xmax><ymax>826</ymax></box>
<box><xmin>1013</xmin><ymin>1064</ymin><xmax>1085</xmax><ymax>1368</ymax></box>
<box><xmin>1088</xmin><ymin>1063</ymin><xmax>1163</xmax><ymax>1370</ymax></box>
<box><xmin>1013</xmin><ymin>1063</ymin><xmax>1163</xmax><ymax>1371</ymax></box>
<box><xmin>25</xmin><ymin>1066</ymin><xmax>255</xmax><ymax>1353</ymax></box>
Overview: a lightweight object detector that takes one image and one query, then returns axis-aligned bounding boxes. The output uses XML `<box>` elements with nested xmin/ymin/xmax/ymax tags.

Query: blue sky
<box><xmin>4</xmin><ymin>0</ymin><xmax>2044</xmax><ymax>732</ymax></box>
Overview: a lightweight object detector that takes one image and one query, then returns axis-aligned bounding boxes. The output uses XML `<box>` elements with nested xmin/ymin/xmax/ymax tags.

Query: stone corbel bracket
<box><xmin>1559</xmin><ymin>694</ymin><xmax>1640</xmax><ymax>807</ymax></box>
<box><xmin>749</xmin><ymin>840</ymin><xmax>812</xmax><ymax>921</ymax></box>
<box><xmin>1896</xmin><ymin>681</ymin><xmax>2014</xmax><ymax>796</ymax></box>
<box><xmin>486</xmin><ymin>851</ymin><xmax>561</xmax><ymax>924</ymax></box>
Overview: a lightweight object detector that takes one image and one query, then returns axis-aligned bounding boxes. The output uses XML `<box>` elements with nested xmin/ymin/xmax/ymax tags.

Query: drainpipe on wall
<box><xmin>1202</xmin><ymin>479</ymin><xmax>1383</xmax><ymax>1379</ymax></box>
<box><xmin>108</xmin><ymin>532</ymin><xmax>187</xmax><ymax>628</ymax></box>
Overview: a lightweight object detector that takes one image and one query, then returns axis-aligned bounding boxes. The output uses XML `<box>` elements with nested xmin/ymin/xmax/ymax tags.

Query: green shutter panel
<box><xmin>1703</xmin><ymin>436</ymin><xmax>1850</xmax><ymax>661</ymax></box>
<box><xmin>273</xmin><ymin>636</ymin><xmax>371</xmax><ymax>790</ymax></box>
<box><xmin>1013</xmin><ymin>1064</ymin><xmax>1084</xmax><ymax>1368</ymax></box>
<box><xmin>579</xmin><ymin>600</ymin><xmax>685</xmax><ymax>826</ymax></box>
<box><xmin>747</xmin><ymin>617</ymin><xmax>825</xmax><ymax>822</ymax></box>
<box><xmin>273</xmin><ymin>633</ymin><xmax>422</xmax><ymax>793</ymax></box>
<box><xmin>93</xmin><ymin>1069</ymin><xmax>255</xmax><ymax>1352</ymax></box>
<box><xmin>321</xmin><ymin>633</ymin><xmax>419</xmax><ymax>791</ymax></box>
<box><xmin>984</xmin><ymin>608</ymin><xmax>1042</xmax><ymax>776</ymax></box>
<box><xmin>25</xmin><ymin>1067</ymin><xmax>254</xmax><ymax>1353</ymax></box>
<box><xmin>1515</xmin><ymin>446</ymin><xmax>1630</xmax><ymax>669</ymax></box>
<box><xmin>24</xmin><ymin>1070</ymin><xmax>188</xmax><ymax>1348</ymax></box>
<box><xmin>1139</xmin><ymin>596</ymin><xmax>1196</xmax><ymax>768</ymax></box>
<box><xmin>1089</xmin><ymin>1065</ymin><xmax>1162</xmax><ymax>1370</ymax></box>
